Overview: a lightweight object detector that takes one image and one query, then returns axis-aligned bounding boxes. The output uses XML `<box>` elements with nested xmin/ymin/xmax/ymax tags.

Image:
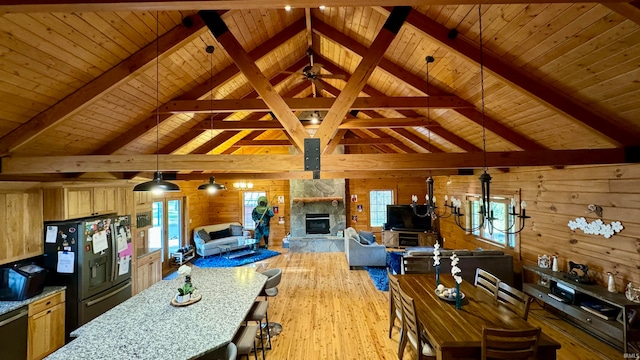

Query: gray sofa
<box><xmin>402</xmin><ymin>247</ymin><xmax>514</xmax><ymax>285</ymax></box>
<box><xmin>193</xmin><ymin>222</ymin><xmax>250</xmax><ymax>257</ymax></box>
<box><xmin>344</xmin><ymin>227</ymin><xmax>387</xmax><ymax>269</ymax></box>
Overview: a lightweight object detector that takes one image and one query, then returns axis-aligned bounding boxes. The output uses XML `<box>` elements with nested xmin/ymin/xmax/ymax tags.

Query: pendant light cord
<box><xmin>155</xmin><ymin>11</ymin><xmax>160</xmax><ymax>176</ymax></box>
<box><xmin>479</xmin><ymin>5</ymin><xmax>487</xmax><ymax>173</ymax></box>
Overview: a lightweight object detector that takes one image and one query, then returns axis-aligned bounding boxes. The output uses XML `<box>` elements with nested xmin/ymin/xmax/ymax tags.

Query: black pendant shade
<box><xmin>133</xmin><ymin>171</ymin><xmax>180</xmax><ymax>193</ymax></box>
<box><xmin>198</xmin><ymin>176</ymin><xmax>226</xmax><ymax>194</ymax></box>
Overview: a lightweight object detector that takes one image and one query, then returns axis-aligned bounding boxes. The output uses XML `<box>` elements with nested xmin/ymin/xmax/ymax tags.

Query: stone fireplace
<box><xmin>289</xmin><ymin>179</ymin><xmax>346</xmax><ymax>238</ymax></box>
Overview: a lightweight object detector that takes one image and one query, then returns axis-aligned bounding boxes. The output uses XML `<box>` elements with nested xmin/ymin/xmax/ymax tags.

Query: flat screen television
<box><xmin>385</xmin><ymin>204</ymin><xmax>431</xmax><ymax>231</ymax></box>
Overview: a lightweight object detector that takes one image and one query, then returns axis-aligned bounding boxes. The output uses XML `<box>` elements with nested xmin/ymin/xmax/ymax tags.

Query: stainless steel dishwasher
<box><xmin>0</xmin><ymin>306</ymin><xmax>28</xmax><ymax>360</ymax></box>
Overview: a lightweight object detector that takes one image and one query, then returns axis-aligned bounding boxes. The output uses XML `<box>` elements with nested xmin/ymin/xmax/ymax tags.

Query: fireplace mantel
<box><xmin>293</xmin><ymin>196</ymin><xmax>343</xmax><ymax>204</ymax></box>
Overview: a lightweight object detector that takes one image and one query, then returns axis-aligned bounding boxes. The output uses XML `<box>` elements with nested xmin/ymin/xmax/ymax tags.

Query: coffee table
<box><xmin>221</xmin><ymin>237</ymin><xmax>259</xmax><ymax>259</ymax></box>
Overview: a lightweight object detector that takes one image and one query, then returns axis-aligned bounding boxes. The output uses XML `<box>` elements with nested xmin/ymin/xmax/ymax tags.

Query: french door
<box><xmin>150</xmin><ymin>197</ymin><xmax>184</xmax><ymax>268</ymax></box>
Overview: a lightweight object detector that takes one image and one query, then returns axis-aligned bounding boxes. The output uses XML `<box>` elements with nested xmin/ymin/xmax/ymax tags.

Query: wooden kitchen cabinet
<box><xmin>0</xmin><ymin>188</ymin><xmax>43</xmax><ymax>265</ymax></box>
<box><xmin>134</xmin><ymin>191</ymin><xmax>154</xmax><ymax>209</ymax></box>
<box><xmin>28</xmin><ymin>291</ymin><xmax>65</xmax><ymax>360</ymax></box>
<box><xmin>135</xmin><ymin>250</ymin><xmax>161</xmax><ymax>294</ymax></box>
<box><xmin>43</xmin><ymin>186</ymin><xmax>118</xmax><ymax>221</ymax></box>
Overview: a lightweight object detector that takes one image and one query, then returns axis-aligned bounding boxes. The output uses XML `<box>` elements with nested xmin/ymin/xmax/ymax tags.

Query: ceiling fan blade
<box><xmin>311</xmin><ymin>79</ymin><xmax>325</xmax><ymax>93</ymax></box>
<box><xmin>317</xmin><ymin>74</ymin><xmax>346</xmax><ymax>80</ymax></box>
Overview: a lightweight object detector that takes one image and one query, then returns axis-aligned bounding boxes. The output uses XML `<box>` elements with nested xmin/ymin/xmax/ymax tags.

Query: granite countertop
<box><xmin>0</xmin><ymin>286</ymin><xmax>66</xmax><ymax>316</ymax></box>
<box><xmin>46</xmin><ymin>267</ymin><xmax>267</xmax><ymax>360</ymax></box>
<box><xmin>136</xmin><ymin>247</ymin><xmax>161</xmax><ymax>259</ymax></box>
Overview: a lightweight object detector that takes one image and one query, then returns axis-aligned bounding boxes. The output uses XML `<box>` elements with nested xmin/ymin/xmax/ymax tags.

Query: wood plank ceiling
<box><xmin>0</xmin><ymin>1</ymin><xmax>639</xmax><ymax>179</ymax></box>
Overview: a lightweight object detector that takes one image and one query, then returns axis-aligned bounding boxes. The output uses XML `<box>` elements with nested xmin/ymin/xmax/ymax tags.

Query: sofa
<box><xmin>344</xmin><ymin>227</ymin><xmax>387</xmax><ymax>269</ymax></box>
<box><xmin>192</xmin><ymin>222</ymin><xmax>251</xmax><ymax>257</ymax></box>
<box><xmin>401</xmin><ymin>247</ymin><xmax>514</xmax><ymax>285</ymax></box>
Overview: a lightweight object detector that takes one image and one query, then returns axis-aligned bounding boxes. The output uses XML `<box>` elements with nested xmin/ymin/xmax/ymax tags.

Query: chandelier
<box><xmin>233</xmin><ymin>181</ymin><xmax>254</xmax><ymax>190</ymax></box>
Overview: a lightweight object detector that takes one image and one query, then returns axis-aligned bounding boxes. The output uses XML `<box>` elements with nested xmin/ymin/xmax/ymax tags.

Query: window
<box><xmin>243</xmin><ymin>191</ymin><xmax>266</xmax><ymax>230</ymax></box>
<box><xmin>369</xmin><ymin>190</ymin><xmax>394</xmax><ymax>227</ymax></box>
<box><xmin>467</xmin><ymin>195</ymin><xmax>515</xmax><ymax>248</ymax></box>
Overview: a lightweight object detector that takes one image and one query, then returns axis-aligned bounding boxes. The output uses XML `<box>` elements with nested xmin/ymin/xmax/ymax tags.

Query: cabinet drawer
<box><xmin>563</xmin><ymin>303</ymin><xmax>623</xmax><ymax>341</ymax></box>
<box><xmin>29</xmin><ymin>291</ymin><xmax>65</xmax><ymax>316</ymax></box>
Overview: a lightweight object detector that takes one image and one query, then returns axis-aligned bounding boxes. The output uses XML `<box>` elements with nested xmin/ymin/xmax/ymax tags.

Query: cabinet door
<box><xmin>0</xmin><ymin>190</ymin><xmax>44</xmax><ymax>265</ymax></box>
<box><xmin>92</xmin><ymin>187</ymin><xmax>117</xmax><ymax>215</ymax></box>
<box><xmin>66</xmin><ymin>188</ymin><xmax>93</xmax><ymax>219</ymax></box>
<box><xmin>382</xmin><ymin>231</ymin><xmax>399</xmax><ymax>247</ymax></box>
<box><xmin>28</xmin><ymin>303</ymin><xmax>65</xmax><ymax>360</ymax></box>
<box><xmin>136</xmin><ymin>262</ymin><xmax>150</xmax><ymax>294</ymax></box>
<box><xmin>150</xmin><ymin>257</ymin><xmax>162</xmax><ymax>285</ymax></box>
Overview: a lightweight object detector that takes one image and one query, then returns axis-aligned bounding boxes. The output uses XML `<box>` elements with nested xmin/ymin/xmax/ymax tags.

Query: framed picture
<box><xmin>277</xmin><ymin>195</ymin><xmax>285</xmax><ymax>204</ymax></box>
<box><xmin>351</xmin><ymin>215</ymin><xmax>358</xmax><ymax>223</ymax></box>
<box><xmin>272</xmin><ymin>206</ymin><xmax>279</xmax><ymax>214</ymax></box>
<box><xmin>351</xmin><ymin>194</ymin><xmax>358</xmax><ymax>202</ymax></box>
<box><xmin>357</xmin><ymin>204</ymin><xmax>363</xmax><ymax>212</ymax></box>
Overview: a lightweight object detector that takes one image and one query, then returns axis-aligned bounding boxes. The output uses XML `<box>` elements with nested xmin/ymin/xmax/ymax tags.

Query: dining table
<box><xmin>397</xmin><ymin>274</ymin><xmax>561</xmax><ymax>360</ymax></box>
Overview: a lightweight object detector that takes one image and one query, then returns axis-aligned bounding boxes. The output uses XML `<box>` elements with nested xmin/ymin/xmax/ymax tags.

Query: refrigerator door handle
<box><xmin>110</xmin><ymin>223</ymin><xmax>117</xmax><ymax>282</ymax></box>
<box><xmin>86</xmin><ymin>281</ymin><xmax>130</xmax><ymax>307</ymax></box>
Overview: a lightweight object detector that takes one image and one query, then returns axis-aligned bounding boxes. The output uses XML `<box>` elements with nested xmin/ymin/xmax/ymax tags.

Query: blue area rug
<box><xmin>193</xmin><ymin>249</ymin><xmax>281</xmax><ymax>268</ymax></box>
<box><xmin>365</xmin><ymin>266</ymin><xmax>389</xmax><ymax>291</ymax></box>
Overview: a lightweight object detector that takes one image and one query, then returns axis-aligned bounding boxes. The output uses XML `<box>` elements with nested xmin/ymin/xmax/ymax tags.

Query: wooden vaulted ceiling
<box><xmin>0</xmin><ymin>0</ymin><xmax>639</xmax><ymax>180</ymax></box>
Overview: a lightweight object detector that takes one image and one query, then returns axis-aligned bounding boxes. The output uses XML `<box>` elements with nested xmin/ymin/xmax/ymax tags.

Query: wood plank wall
<box><xmin>197</xmin><ymin>179</ymin><xmax>290</xmax><ymax>246</ymax></box>
<box><xmin>432</xmin><ymin>163</ymin><xmax>640</xmax><ymax>291</ymax></box>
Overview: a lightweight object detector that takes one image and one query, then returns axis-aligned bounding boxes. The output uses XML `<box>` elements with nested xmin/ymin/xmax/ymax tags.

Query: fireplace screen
<box><xmin>305</xmin><ymin>214</ymin><xmax>330</xmax><ymax>234</ymax></box>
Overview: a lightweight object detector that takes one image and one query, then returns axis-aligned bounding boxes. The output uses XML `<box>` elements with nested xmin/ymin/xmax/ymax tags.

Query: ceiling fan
<box><xmin>285</xmin><ymin>48</ymin><xmax>346</xmax><ymax>94</ymax></box>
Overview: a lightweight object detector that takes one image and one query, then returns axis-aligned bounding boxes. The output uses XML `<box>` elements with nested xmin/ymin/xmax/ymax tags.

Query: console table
<box><xmin>170</xmin><ymin>248</ymin><xmax>194</xmax><ymax>266</ymax></box>
<box><xmin>382</xmin><ymin>229</ymin><xmax>436</xmax><ymax>248</ymax></box>
<box><xmin>523</xmin><ymin>265</ymin><xmax>640</xmax><ymax>353</ymax></box>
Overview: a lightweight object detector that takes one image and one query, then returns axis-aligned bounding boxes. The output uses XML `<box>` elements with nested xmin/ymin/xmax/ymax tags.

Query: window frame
<box><xmin>369</xmin><ymin>189</ymin><xmax>394</xmax><ymax>228</ymax></box>
<box><xmin>465</xmin><ymin>194</ymin><xmax>517</xmax><ymax>249</ymax></box>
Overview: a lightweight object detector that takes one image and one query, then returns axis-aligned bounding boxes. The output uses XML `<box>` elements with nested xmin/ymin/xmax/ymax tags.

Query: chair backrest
<box><xmin>388</xmin><ymin>272</ymin><xmax>403</xmax><ymax>320</ymax></box>
<box><xmin>481</xmin><ymin>327</ymin><xmax>541</xmax><ymax>360</ymax></box>
<box><xmin>262</xmin><ymin>268</ymin><xmax>282</xmax><ymax>289</ymax></box>
<box><xmin>401</xmin><ymin>256</ymin><xmax>430</xmax><ymax>274</ymax></box>
<box><xmin>495</xmin><ymin>281</ymin><xmax>532</xmax><ymax>320</ymax></box>
<box><xmin>398</xmin><ymin>287</ymin><xmax>421</xmax><ymax>351</ymax></box>
<box><xmin>475</xmin><ymin>268</ymin><xmax>500</xmax><ymax>297</ymax></box>
<box><xmin>226</xmin><ymin>342</ymin><xmax>237</xmax><ymax>360</ymax></box>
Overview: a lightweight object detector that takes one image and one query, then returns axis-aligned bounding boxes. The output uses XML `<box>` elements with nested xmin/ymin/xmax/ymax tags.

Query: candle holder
<box><xmin>435</xmin><ymin>265</ymin><xmax>440</xmax><ymax>286</ymax></box>
<box><xmin>455</xmin><ymin>282</ymin><xmax>461</xmax><ymax>310</ymax></box>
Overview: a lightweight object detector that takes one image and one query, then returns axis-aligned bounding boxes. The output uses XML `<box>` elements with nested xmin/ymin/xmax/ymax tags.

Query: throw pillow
<box><xmin>359</xmin><ymin>230</ymin><xmax>375</xmax><ymax>244</ymax></box>
<box><xmin>209</xmin><ymin>228</ymin><xmax>231</xmax><ymax>240</ymax></box>
<box><xmin>196</xmin><ymin>229</ymin><xmax>211</xmax><ymax>242</ymax></box>
<box><xmin>358</xmin><ymin>235</ymin><xmax>371</xmax><ymax>245</ymax></box>
<box><xmin>229</xmin><ymin>224</ymin><xmax>244</xmax><ymax>236</ymax></box>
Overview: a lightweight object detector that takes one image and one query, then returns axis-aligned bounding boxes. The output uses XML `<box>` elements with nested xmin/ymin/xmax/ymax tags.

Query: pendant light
<box><xmin>448</xmin><ymin>5</ymin><xmax>529</xmax><ymax>234</ymax></box>
<box><xmin>197</xmin><ymin>44</ymin><xmax>227</xmax><ymax>195</ymax></box>
<box><xmin>411</xmin><ymin>56</ymin><xmax>450</xmax><ymax>219</ymax></box>
<box><xmin>134</xmin><ymin>12</ymin><xmax>180</xmax><ymax>194</ymax></box>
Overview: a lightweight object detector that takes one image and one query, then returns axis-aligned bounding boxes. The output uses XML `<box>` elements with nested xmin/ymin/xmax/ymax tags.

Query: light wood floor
<box><xmin>245</xmin><ymin>246</ymin><xmax>621</xmax><ymax>360</ymax></box>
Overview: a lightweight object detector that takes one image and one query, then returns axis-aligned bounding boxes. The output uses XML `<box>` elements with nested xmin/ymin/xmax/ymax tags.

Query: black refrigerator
<box><xmin>42</xmin><ymin>214</ymin><xmax>133</xmax><ymax>340</ymax></box>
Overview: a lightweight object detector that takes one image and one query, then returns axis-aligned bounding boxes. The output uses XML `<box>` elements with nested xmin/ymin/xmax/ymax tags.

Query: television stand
<box><xmin>382</xmin><ymin>229</ymin><xmax>437</xmax><ymax>248</ymax></box>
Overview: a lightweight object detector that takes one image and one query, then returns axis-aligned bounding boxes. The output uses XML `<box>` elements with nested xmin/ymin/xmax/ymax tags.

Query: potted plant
<box><xmin>175</xmin><ymin>265</ymin><xmax>194</xmax><ymax>303</ymax></box>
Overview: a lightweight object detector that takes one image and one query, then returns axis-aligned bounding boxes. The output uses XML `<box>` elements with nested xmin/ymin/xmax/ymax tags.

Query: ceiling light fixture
<box><xmin>134</xmin><ymin>12</ymin><xmax>180</xmax><ymax>195</ymax></box>
<box><xmin>284</xmin><ymin>5</ymin><xmax>292</xmax><ymax>11</ymax></box>
<box><xmin>448</xmin><ymin>5</ymin><xmax>529</xmax><ymax>235</ymax></box>
<box><xmin>233</xmin><ymin>181</ymin><xmax>254</xmax><ymax>190</ymax></box>
<box><xmin>198</xmin><ymin>45</ymin><xmax>227</xmax><ymax>195</ymax></box>
<box><xmin>198</xmin><ymin>176</ymin><xmax>227</xmax><ymax>194</ymax></box>
<box><xmin>411</xmin><ymin>56</ymin><xmax>450</xmax><ymax>220</ymax></box>
<box><xmin>319</xmin><ymin>5</ymin><xmax>326</xmax><ymax>10</ymax></box>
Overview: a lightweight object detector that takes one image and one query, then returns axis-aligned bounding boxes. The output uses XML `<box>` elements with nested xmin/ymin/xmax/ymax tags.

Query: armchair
<box><xmin>344</xmin><ymin>227</ymin><xmax>387</xmax><ymax>269</ymax></box>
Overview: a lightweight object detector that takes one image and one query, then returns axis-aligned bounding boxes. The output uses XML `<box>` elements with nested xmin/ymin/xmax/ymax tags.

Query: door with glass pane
<box><xmin>150</xmin><ymin>198</ymin><xmax>184</xmax><ymax>267</ymax></box>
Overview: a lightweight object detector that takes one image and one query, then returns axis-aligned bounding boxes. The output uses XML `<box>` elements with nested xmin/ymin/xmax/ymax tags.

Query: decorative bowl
<box><xmin>626</xmin><ymin>283</ymin><xmax>640</xmax><ymax>303</ymax></box>
<box><xmin>435</xmin><ymin>288</ymin><xmax>465</xmax><ymax>302</ymax></box>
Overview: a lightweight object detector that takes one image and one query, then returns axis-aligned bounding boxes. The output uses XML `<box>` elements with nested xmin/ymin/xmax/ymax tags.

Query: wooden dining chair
<box><xmin>475</xmin><ymin>268</ymin><xmax>500</xmax><ymax>297</ymax></box>
<box><xmin>401</xmin><ymin>256</ymin><xmax>430</xmax><ymax>274</ymax></box>
<box><xmin>495</xmin><ymin>281</ymin><xmax>532</xmax><ymax>320</ymax></box>
<box><xmin>388</xmin><ymin>272</ymin><xmax>404</xmax><ymax>340</ymax></box>
<box><xmin>398</xmin><ymin>287</ymin><xmax>436</xmax><ymax>360</ymax></box>
<box><xmin>481</xmin><ymin>327</ymin><xmax>541</xmax><ymax>360</ymax></box>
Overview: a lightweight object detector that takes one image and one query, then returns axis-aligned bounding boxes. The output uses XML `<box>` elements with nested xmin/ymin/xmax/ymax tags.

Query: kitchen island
<box><xmin>45</xmin><ymin>267</ymin><xmax>267</xmax><ymax>360</ymax></box>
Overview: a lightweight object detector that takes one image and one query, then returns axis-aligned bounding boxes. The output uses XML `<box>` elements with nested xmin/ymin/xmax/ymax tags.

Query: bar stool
<box><xmin>259</xmin><ymin>268</ymin><xmax>282</xmax><ymax>347</ymax></box>
<box><xmin>233</xmin><ymin>324</ymin><xmax>259</xmax><ymax>360</ymax></box>
<box><xmin>244</xmin><ymin>300</ymin><xmax>268</xmax><ymax>359</ymax></box>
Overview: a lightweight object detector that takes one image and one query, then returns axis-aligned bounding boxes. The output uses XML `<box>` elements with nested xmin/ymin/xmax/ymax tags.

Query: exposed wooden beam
<box><xmin>93</xmin><ymin>17</ymin><xmax>305</xmax><ymax>156</ymax></box>
<box><xmin>314</xmin><ymin>7</ymin><xmax>411</xmax><ymax>150</ymax></box>
<box><xmin>175</xmin><ymin>169</ymin><xmax>458</xmax><ymax>181</ymax></box>
<box><xmin>190</xmin><ymin>117</ymin><xmax>436</xmax><ymax>130</ymax></box>
<box><xmin>312</xmin><ymin>21</ymin><xmax>544</xmax><ymax>151</ymax></box>
<box><xmin>324</xmin><ymin>129</ymin><xmax>347</xmax><ymax>154</ymax></box>
<box><xmin>234</xmin><ymin>137</ymin><xmax>402</xmax><ymax>146</ymax></box>
<box><xmin>377</xmin><ymin>7</ymin><xmax>640</xmax><ymax>147</ymax></box>
<box><xmin>4</xmin><ymin>148</ymin><xmax>638</xmax><ymax>174</ymax></box>
<box><xmin>368</xmin><ymin>129</ymin><xmax>418</xmax><ymax>153</ymax></box>
<box><xmin>199</xmin><ymin>10</ymin><xmax>307</xmax><ymax>152</ymax></box>
<box><xmin>604</xmin><ymin>1</ymin><xmax>640</xmax><ymax>26</ymax></box>
<box><xmin>163</xmin><ymin>96</ymin><xmax>468</xmax><ymax>113</ymax></box>
<box><xmin>0</xmin><ymin>13</ymin><xmax>213</xmax><ymax>157</ymax></box>
<box><xmin>0</xmin><ymin>0</ymin><xmax>623</xmax><ymax>13</ymax></box>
